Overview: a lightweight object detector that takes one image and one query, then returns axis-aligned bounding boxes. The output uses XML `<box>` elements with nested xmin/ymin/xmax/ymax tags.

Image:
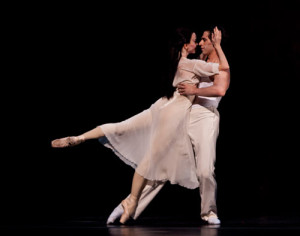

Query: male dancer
<box><xmin>107</xmin><ymin>27</ymin><xmax>230</xmax><ymax>225</ymax></box>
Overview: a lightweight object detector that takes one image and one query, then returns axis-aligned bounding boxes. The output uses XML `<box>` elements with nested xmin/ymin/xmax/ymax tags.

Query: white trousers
<box><xmin>130</xmin><ymin>106</ymin><xmax>220</xmax><ymax>219</ymax></box>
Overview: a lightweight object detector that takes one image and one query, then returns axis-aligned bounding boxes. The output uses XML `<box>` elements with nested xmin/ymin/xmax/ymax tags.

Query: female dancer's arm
<box><xmin>212</xmin><ymin>27</ymin><xmax>230</xmax><ymax>71</ymax></box>
<box><xmin>178</xmin><ymin>27</ymin><xmax>230</xmax><ymax>97</ymax></box>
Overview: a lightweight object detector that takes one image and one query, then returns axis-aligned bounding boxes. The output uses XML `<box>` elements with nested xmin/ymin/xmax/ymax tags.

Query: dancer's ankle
<box><xmin>127</xmin><ymin>195</ymin><xmax>138</xmax><ymax>205</ymax></box>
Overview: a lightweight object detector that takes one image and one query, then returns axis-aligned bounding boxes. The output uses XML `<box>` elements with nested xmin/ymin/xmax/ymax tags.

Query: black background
<box><xmin>2</xmin><ymin>0</ymin><xmax>300</xmax><ymax>225</ymax></box>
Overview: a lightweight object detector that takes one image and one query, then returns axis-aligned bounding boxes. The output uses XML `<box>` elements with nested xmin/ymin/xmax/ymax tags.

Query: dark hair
<box><xmin>195</xmin><ymin>24</ymin><xmax>230</xmax><ymax>61</ymax></box>
<box><xmin>201</xmin><ymin>24</ymin><xmax>230</xmax><ymax>47</ymax></box>
<box><xmin>161</xmin><ymin>26</ymin><xmax>195</xmax><ymax>99</ymax></box>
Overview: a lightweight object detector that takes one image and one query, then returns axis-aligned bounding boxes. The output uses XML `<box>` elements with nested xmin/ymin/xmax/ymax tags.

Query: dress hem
<box><xmin>98</xmin><ymin>136</ymin><xmax>199</xmax><ymax>190</ymax></box>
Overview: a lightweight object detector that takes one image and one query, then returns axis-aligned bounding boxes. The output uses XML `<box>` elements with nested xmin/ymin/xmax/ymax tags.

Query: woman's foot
<box><xmin>106</xmin><ymin>203</ymin><xmax>124</xmax><ymax>224</ymax></box>
<box><xmin>202</xmin><ymin>211</ymin><xmax>221</xmax><ymax>225</ymax></box>
<box><xmin>119</xmin><ymin>196</ymin><xmax>138</xmax><ymax>224</ymax></box>
<box><xmin>51</xmin><ymin>135</ymin><xmax>85</xmax><ymax>148</ymax></box>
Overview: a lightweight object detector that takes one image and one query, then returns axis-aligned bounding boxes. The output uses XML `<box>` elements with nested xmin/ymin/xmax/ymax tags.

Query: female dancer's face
<box><xmin>186</xmin><ymin>32</ymin><xmax>198</xmax><ymax>55</ymax></box>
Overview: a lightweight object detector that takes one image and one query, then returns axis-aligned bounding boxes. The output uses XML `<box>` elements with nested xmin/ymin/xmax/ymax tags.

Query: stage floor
<box><xmin>1</xmin><ymin>215</ymin><xmax>300</xmax><ymax>236</ymax></box>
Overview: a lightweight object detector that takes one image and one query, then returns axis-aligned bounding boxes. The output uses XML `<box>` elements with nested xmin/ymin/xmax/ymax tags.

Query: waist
<box><xmin>193</xmin><ymin>96</ymin><xmax>220</xmax><ymax>107</ymax></box>
<box><xmin>174</xmin><ymin>90</ymin><xmax>195</xmax><ymax>102</ymax></box>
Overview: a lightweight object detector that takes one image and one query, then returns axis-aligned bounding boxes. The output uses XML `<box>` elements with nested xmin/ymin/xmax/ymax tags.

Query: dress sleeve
<box><xmin>193</xmin><ymin>60</ymin><xmax>219</xmax><ymax>77</ymax></box>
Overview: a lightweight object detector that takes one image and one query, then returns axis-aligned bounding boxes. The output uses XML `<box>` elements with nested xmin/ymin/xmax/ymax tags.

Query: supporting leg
<box><xmin>106</xmin><ymin>181</ymin><xmax>165</xmax><ymax>224</ymax></box>
<box><xmin>119</xmin><ymin>171</ymin><xmax>147</xmax><ymax>224</ymax></box>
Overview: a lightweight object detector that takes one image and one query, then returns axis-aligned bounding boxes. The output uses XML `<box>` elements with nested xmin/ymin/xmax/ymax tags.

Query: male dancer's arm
<box><xmin>177</xmin><ymin>70</ymin><xmax>230</xmax><ymax>97</ymax></box>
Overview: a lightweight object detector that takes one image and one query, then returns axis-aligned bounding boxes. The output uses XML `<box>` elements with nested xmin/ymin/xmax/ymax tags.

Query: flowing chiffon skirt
<box><xmin>99</xmin><ymin>91</ymin><xmax>199</xmax><ymax>189</ymax></box>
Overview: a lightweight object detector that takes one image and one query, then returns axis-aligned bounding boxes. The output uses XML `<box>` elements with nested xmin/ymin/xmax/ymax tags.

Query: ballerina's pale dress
<box><xmin>99</xmin><ymin>57</ymin><xmax>219</xmax><ymax>189</ymax></box>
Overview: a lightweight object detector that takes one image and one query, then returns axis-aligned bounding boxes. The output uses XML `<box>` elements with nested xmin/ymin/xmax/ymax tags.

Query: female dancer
<box><xmin>52</xmin><ymin>26</ymin><xmax>229</xmax><ymax>224</ymax></box>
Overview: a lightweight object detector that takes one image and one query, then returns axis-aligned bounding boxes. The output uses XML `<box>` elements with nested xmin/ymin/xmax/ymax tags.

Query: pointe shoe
<box><xmin>202</xmin><ymin>211</ymin><xmax>221</xmax><ymax>225</ymax></box>
<box><xmin>51</xmin><ymin>135</ymin><xmax>85</xmax><ymax>148</ymax></box>
<box><xmin>119</xmin><ymin>197</ymin><xmax>137</xmax><ymax>224</ymax></box>
<box><xmin>106</xmin><ymin>204</ymin><xmax>124</xmax><ymax>224</ymax></box>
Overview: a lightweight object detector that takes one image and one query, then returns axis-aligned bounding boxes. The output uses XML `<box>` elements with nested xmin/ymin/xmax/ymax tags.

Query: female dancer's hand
<box><xmin>177</xmin><ymin>83</ymin><xmax>197</xmax><ymax>95</ymax></box>
<box><xmin>211</xmin><ymin>26</ymin><xmax>222</xmax><ymax>47</ymax></box>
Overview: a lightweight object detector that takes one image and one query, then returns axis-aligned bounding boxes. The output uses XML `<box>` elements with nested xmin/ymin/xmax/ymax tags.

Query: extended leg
<box><xmin>51</xmin><ymin>126</ymin><xmax>105</xmax><ymax>148</ymax></box>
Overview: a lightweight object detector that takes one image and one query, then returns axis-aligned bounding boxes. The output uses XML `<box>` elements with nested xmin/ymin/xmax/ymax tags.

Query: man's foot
<box><xmin>51</xmin><ymin>135</ymin><xmax>85</xmax><ymax>148</ymax></box>
<box><xmin>202</xmin><ymin>211</ymin><xmax>221</xmax><ymax>225</ymax></box>
<box><xmin>106</xmin><ymin>204</ymin><xmax>124</xmax><ymax>224</ymax></box>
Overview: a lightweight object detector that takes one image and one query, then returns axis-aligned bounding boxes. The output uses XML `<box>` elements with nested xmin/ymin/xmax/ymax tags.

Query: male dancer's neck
<box><xmin>207</xmin><ymin>50</ymin><xmax>219</xmax><ymax>63</ymax></box>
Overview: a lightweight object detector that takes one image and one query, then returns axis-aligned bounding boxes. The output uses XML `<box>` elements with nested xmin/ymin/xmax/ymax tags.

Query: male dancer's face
<box><xmin>199</xmin><ymin>31</ymin><xmax>214</xmax><ymax>56</ymax></box>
